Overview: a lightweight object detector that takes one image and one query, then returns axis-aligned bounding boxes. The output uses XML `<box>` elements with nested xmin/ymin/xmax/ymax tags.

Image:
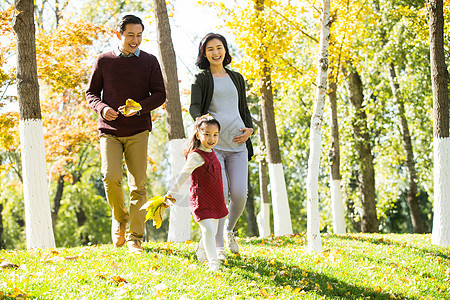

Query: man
<box><xmin>86</xmin><ymin>15</ymin><xmax>166</xmax><ymax>254</ymax></box>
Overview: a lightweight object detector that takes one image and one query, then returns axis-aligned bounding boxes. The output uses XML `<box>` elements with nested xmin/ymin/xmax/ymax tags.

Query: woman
<box><xmin>190</xmin><ymin>33</ymin><xmax>254</xmax><ymax>260</ymax></box>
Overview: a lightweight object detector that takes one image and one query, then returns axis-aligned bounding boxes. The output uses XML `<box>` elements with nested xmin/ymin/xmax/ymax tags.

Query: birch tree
<box><xmin>306</xmin><ymin>0</ymin><xmax>330</xmax><ymax>251</ymax></box>
<box><xmin>328</xmin><ymin>79</ymin><xmax>346</xmax><ymax>234</ymax></box>
<box><xmin>429</xmin><ymin>0</ymin><xmax>450</xmax><ymax>246</ymax></box>
<box><xmin>254</xmin><ymin>0</ymin><xmax>292</xmax><ymax>236</ymax></box>
<box><xmin>372</xmin><ymin>0</ymin><xmax>424</xmax><ymax>233</ymax></box>
<box><xmin>12</xmin><ymin>0</ymin><xmax>55</xmax><ymax>249</ymax></box>
<box><xmin>255</xmin><ymin>115</ymin><xmax>271</xmax><ymax>237</ymax></box>
<box><xmin>387</xmin><ymin>62</ymin><xmax>424</xmax><ymax>233</ymax></box>
<box><xmin>153</xmin><ymin>0</ymin><xmax>189</xmax><ymax>242</ymax></box>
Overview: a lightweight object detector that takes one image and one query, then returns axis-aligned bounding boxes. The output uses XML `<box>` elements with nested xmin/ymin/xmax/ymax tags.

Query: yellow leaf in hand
<box><xmin>142</xmin><ymin>195</ymin><xmax>175</xmax><ymax>228</ymax></box>
<box><xmin>122</xmin><ymin>98</ymin><xmax>142</xmax><ymax>115</ymax></box>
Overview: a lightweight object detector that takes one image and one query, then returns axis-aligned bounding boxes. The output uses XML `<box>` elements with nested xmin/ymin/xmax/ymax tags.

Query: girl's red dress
<box><xmin>189</xmin><ymin>149</ymin><xmax>228</xmax><ymax>222</ymax></box>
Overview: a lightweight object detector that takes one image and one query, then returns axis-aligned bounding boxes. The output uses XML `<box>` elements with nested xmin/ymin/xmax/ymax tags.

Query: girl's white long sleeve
<box><xmin>167</xmin><ymin>151</ymin><xmax>205</xmax><ymax>203</ymax></box>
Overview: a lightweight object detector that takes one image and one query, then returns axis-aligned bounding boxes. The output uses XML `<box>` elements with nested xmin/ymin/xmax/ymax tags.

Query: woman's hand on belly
<box><xmin>232</xmin><ymin>127</ymin><xmax>254</xmax><ymax>145</ymax></box>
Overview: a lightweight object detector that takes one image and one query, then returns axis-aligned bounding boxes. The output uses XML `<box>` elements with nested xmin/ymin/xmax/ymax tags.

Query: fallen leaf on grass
<box><xmin>111</xmin><ymin>261</ymin><xmax>120</xmax><ymax>270</ymax></box>
<box><xmin>64</xmin><ymin>255</ymin><xmax>79</xmax><ymax>260</ymax></box>
<box><xmin>146</xmin><ymin>264</ymin><xmax>160</xmax><ymax>272</ymax></box>
<box><xmin>260</xmin><ymin>288</ymin><xmax>271</xmax><ymax>298</ymax></box>
<box><xmin>96</xmin><ymin>273</ymin><xmax>108</xmax><ymax>280</ymax></box>
<box><xmin>154</xmin><ymin>283</ymin><xmax>169</xmax><ymax>297</ymax></box>
<box><xmin>399</xmin><ymin>277</ymin><xmax>410</xmax><ymax>284</ymax></box>
<box><xmin>44</xmin><ymin>256</ymin><xmax>64</xmax><ymax>263</ymax></box>
<box><xmin>9</xmin><ymin>287</ymin><xmax>27</xmax><ymax>299</ymax></box>
<box><xmin>0</xmin><ymin>261</ymin><xmax>19</xmax><ymax>269</ymax></box>
<box><xmin>111</xmin><ymin>275</ymin><xmax>128</xmax><ymax>284</ymax></box>
<box><xmin>293</xmin><ymin>287</ymin><xmax>305</xmax><ymax>294</ymax></box>
<box><xmin>248</xmin><ymin>281</ymin><xmax>258</xmax><ymax>287</ymax></box>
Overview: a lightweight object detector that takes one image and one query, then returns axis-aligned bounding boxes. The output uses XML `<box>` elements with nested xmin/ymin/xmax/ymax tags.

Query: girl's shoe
<box><xmin>195</xmin><ymin>243</ymin><xmax>207</xmax><ymax>263</ymax></box>
<box><xmin>208</xmin><ymin>261</ymin><xmax>220</xmax><ymax>272</ymax></box>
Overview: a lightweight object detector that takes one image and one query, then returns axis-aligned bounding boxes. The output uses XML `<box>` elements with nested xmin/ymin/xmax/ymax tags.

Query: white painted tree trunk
<box><xmin>268</xmin><ymin>163</ymin><xmax>293</xmax><ymax>235</ymax></box>
<box><xmin>167</xmin><ymin>138</ymin><xmax>191</xmax><ymax>242</ymax></box>
<box><xmin>257</xmin><ymin>202</ymin><xmax>271</xmax><ymax>237</ymax></box>
<box><xmin>330</xmin><ymin>178</ymin><xmax>346</xmax><ymax>234</ymax></box>
<box><xmin>20</xmin><ymin>120</ymin><xmax>55</xmax><ymax>249</ymax></box>
<box><xmin>307</xmin><ymin>127</ymin><xmax>323</xmax><ymax>252</ymax></box>
<box><xmin>306</xmin><ymin>0</ymin><xmax>330</xmax><ymax>252</ymax></box>
<box><xmin>429</xmin><ymin>0</ymin><xmax>450</xmax><ymax>246</ymax></box>
<box><xmin>431</xmin><ymin>137</ymin><xmax>450</xmax><ymax>246</ymax></box>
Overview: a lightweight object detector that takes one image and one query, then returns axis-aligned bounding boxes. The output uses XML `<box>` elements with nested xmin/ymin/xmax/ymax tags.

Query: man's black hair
<box><xmin>117</xmin><ymin>15</ymin><xmax>144</xmax><ymax>34</ymax></box>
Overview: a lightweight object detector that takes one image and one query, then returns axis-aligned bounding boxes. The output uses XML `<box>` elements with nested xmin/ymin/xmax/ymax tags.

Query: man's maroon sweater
<box><xmin>86</xmin><ymin>50</ymin><xmax>166</xmax><ymax>137</ymax></box>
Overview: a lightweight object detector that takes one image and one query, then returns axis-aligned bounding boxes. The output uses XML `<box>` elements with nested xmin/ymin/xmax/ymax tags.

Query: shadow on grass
<box><xmin>224</xmin><ymin>253</ymin><xmax>411</xmax><ymax>300</ymax></box>
<box><xmin>333</xmin><ymin>234</ymin><xmax>450</xmax><ymax>260</ymax></box>
<box><xmin>143</xmin><ymin>241</ymin><xmax>410</xmax><ymax>299</ymax></box>
<box><xmin>142</xmin><ymin>243</ymin><xmax>196</xmax><ymax>260</ymax></box>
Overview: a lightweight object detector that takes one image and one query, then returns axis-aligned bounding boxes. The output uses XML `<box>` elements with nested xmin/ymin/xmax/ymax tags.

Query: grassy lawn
<box><xmin>0</xmin><ymin>233</ymin><xmax>449</xmax><ymax>299</ymax></box>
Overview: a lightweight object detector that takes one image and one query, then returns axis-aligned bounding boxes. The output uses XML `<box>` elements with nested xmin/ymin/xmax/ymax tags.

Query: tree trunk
<box><xmin>387</xmin><ymin>63</ymin><xmax>424</xmax><ymax>233</ymax></box>
<box><xmin>75</xmin><ymin>200</ymin><xmax>89</xmax><ymax>245</ymax></box>
<box><xmin>51</xmin><ymin>174</ymin><xmax>65</xmax><ymax>232</ymax></box>
<box><xmin>372</xmin><ymin>0</ymin><xmax>425</xmax><ymax>235</ymax></box>
<box><xmin>328</xmin><ymin>79</ymin><xmax>346</xmax><ymax>234</ymax></box>
<box><xmin>306</xmin><ymin>0</ymin><xmax>330</xmax><ymax>251</ymax></box>
<box><xmin>255</xmin><ymin>0</ymin><xmax>292</xmax><ymax>236</ymax></box>
<box><xmin>0</xmin><ymin>203</ymin><xmax>5</xmax><ymax>249</ymax></box>
<box><xmin>429</xmin><ymin>0</ymin><xmax>450</xmax><ymax>246</ymax></box>
<box><xmin>345</xmin><ymin>67</ymin><xmax>378</xmax><ymax>233</ymax></box>
<box><xmin>256</xmin><ymin>115</ymin><xmax>271</xmax><ymax>237</ymax></box>
<box><xmin>246</xmin><ymin>175</ymin><xmax>259</xmax><ymax>237</ymax></box>
<box><xmin>153</xmin><ymin>0</ymin><xmax>189</xmax><ymax>242</ymax></box>
<box><xmin>13</xmin><ymin>0</ymin><xmax>55</xmax><ymax>249</ymax></box>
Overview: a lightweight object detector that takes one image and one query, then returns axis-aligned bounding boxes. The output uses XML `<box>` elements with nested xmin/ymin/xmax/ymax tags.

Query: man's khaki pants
<box><xmin>100</xmin><ymin>130</ymin><xmax>149</xmax><ymax>241</ymax></box>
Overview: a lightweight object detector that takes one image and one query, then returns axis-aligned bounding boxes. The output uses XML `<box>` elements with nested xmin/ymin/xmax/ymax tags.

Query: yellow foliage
<box><xmin>0</xmin><ymin>112</ymin><xmax>19</xmax><ymax>151</ymax></box>
<box><xmin>202</xmin><ymin>0</ymin><xmax>307</xmax><ymax>97</ymax></box>
<box><xmin>0</xmin><ymin>5</ymin><xmax>14</xmax><ymax>35</ymax></box>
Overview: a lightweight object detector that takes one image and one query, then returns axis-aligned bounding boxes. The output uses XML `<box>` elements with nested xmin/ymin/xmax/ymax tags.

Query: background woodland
<box><xmin>0</xmin><ymin>0</ymin><xmax>448</xmax><ymax>249</ymax></box>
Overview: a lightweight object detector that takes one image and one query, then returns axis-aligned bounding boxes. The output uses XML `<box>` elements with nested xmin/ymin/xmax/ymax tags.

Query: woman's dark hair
<box><xmin>184</xmin><ymin>115</ymin><xmax>221</xmax><ymax>158</ymax></box>
<box><xmin>117</xmin><ymin>15</ymin><xmax>144</xmax><ymax>34</ymax></box>
<box><xmin>196</xmin><ymin>33</ymin><xmax>232</xmax><ymax>69</ymax></box>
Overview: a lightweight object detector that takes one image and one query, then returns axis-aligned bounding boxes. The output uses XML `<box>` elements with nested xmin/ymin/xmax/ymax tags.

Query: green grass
<box><xmin>0</xmin><ymin>233</ymin><xmax>449</xmax><ymax>299</ymax></box>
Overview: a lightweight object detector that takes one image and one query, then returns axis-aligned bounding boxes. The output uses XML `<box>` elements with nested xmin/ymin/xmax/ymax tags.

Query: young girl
<box><xmin>190</xmin><ymin>33</ymin><xmax>254</xmax><ymax>259</ymax></box>
<box><xmin>166</xmin><ymin>115</ymin><xmax>228</xmax><ymax>272</ymax></box>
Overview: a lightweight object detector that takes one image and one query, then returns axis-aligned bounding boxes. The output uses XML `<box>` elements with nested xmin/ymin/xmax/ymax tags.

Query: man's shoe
<box><xmin>225</xmin><ymin>231</ymin><xmax>239</xmax><ymax>253</ymax></box>
<box><xmin>127</xmin><ymin>240</ymin><xmax>143</xmax><ymax>255</ymax></box>
<box><xmin>111</xmin><ymin>219</ymin><xmax>126</xmax><ymax>247</ymax></box>
<box><xmin>217</xmin><ymin>249</ymin><xmax>227</xmax><ymax>261</ymax></box>
<box><xmin>195</xmin><ymin>243</ymin><xmax>207</xmax><ymax>263</ymax></box>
